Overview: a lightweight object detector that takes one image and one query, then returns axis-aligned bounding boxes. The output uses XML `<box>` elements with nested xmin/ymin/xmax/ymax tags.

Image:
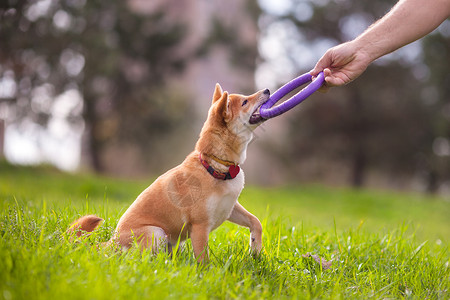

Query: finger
<box><xmin>309</xmin><ymin>61</ymin><xmax>322</xmax><ymax>76</ymax></box>
<box><xmin>309</xmin><ymin>68</ymin><xmax>320</xmax><ymax>77</ymax></box>
<box><xmin>325</xmin><ymin>76</ymin><xmax>346</xmax><ymax>87</ymax></box>
<box><xmin>323</xmin><ymin>68</ymin><xmax>332</xmax><ymax>78</ymax></box>
<box><xmin>310</xmin><ymin>53</ymin><xmax>332</xmax><ymax>76</ymax></box>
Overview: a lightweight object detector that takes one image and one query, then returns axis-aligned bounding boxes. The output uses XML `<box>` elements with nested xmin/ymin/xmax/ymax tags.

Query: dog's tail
<box><xmin>67</xmin><ymin>215</ymin><xmax>104</xmax><ymax>238</ymax></box>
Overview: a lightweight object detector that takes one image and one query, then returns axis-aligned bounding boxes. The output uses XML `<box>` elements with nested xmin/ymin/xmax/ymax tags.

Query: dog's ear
<box><xmin>216</xmin><ymin>91</ymin><xmax>232</xmax><ymax>122</ymax></box>
<box><xmin>212</xmin><ymin>83</ymin><xmax>223</xmax><ymax>104</ymax></box>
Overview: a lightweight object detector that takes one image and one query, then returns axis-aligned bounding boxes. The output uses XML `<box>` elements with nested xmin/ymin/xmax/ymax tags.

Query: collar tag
<box><xmin>228</xmin><ymin>165</ymin><xmax>240</xmax><ymax>178</ymax></box>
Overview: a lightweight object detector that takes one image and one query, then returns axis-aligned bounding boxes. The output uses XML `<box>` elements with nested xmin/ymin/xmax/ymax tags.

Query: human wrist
<box><xmin>352</xmin><ymin>36</ymin><xmax>380</xmax><ymax>65</ymax></box>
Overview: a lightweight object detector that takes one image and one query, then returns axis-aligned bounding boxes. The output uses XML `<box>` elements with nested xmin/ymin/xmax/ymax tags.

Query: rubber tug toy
<box><xmin>250</xmin><ymin>71</ymin><xmax>325</xmax><ymax>124</ymax></box>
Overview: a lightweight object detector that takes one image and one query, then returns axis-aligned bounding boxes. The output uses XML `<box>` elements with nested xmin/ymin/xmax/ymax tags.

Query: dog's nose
<box><xmin>263</xmin><ymin>89</ymin><xmax>270</xmax><ymax>95</ymax></box>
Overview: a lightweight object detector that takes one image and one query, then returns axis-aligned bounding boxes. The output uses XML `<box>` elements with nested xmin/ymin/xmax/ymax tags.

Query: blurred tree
<box><xmin>259</xmin><ymin>0</ymin><xmax>445</xmax><ymax>190</ymax></box>
<box><xmin>420</xmin><ymin>30</ymin><xmax>450</xmax><ymax>192</ymax></box>
<box><xmin>0</xmin><ymin>0</ymin><xmax>192</xmax><ymax>172</ymax></box>
<box><xmin>0</xmin><ymin>119</ymin><xmax>4</xmax><ymax>157</ymax></box>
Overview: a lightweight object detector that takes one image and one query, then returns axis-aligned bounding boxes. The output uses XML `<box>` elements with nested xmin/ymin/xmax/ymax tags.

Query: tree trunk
<box><xmin>351</xmin><ymin>142</ymin><xmax>366</xmax><ymax>187</ymax></box>
<box><xmin>349</xmin><ymin>92</ymin><xmax>367</xmax><ymax>188</ymax></box>
<box><xmin>426</xmin><ymin>169</ymin><xmax>439</xmax><ymax>194</ymax></box>
<box><xmin>83</xmin><ymin>95</ymin><xmax>103</xmax><ymax>173</ymax></box>
<box><xmin>0</xmin><ymin>119</ymin><xmax>4</xmax><ymax>158</ymax></box>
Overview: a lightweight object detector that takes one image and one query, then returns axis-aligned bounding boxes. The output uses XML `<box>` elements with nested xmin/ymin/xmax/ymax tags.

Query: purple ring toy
<box><xmin>259</xmin><ymin>71</ymin><xmax>324</xmax><ymax>120</ymax></box>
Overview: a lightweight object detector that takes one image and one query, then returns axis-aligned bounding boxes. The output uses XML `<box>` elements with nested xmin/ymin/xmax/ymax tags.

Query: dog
<box><xmin>68</xmin><ymin>83</ymin><xmax>270</xmax><ymax>263</ymax></box>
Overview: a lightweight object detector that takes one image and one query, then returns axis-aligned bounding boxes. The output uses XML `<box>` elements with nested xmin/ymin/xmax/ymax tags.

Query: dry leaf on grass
<box><xmin>302</xmin><ymin>252</ymin><xmax>333</xmax><ymax>270</ymax></box>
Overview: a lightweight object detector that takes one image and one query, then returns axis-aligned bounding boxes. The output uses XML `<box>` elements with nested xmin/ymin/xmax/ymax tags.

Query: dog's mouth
<box><xmin>249</xmin><ymin>105</ymin><xmax>265</xmax><ymax>125</ymax></box>
<box><xmin>249</xmin><ymin>89</ymin><xmax>270</xmax><ymax>125</ymax></box>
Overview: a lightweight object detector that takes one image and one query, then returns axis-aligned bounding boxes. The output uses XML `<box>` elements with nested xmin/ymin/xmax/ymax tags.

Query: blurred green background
<box><xmin>0</xmin><ymin>0</ymin><xmax>449</xmax><ymax>194</ymax></box>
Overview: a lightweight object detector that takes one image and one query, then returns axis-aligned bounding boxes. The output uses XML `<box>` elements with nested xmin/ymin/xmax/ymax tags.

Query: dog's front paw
<box><xmin>250</xmin><ymin>234</ymin><xmax>262</xmax><ymax>257</ymax></box>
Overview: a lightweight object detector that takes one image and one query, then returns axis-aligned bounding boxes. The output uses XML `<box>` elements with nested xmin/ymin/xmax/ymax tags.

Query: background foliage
<box><xmin>0</xmin><ymin>0</ymin><xmax>449</xmax><ymax>192</ymax></box>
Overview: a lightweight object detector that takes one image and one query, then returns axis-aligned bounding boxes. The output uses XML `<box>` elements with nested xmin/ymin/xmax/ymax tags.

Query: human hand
<box><xmin>310</xmin><ymin>41</ymin><xmax>372</xmax><ymax>92</ymax></box>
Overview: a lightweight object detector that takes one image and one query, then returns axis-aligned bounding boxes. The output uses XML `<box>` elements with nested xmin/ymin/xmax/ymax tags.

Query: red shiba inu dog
<box><xmin>68</xmin><ymin>84</ymin><xmax>270</xmax><ymax>263</ymax></box>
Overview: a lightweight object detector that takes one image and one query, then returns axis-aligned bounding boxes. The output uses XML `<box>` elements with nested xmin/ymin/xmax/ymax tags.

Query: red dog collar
<box><xmin>199</xmin><ymin>153</ymin><xmax>240</xmax><ymax>180</ymax></box>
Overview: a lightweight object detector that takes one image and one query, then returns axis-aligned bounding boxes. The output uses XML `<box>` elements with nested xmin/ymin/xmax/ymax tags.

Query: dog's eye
<box><xmin>242</xmin><ymin>99</ymin><xmax>248</xmax><ymax>106</ymax></box>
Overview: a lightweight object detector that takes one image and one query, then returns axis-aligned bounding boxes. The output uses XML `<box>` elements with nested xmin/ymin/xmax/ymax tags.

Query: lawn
<box><xmin>0</xmin><ymin>161</ymin><xmax>449</xmax><ymax>299</ymax></box>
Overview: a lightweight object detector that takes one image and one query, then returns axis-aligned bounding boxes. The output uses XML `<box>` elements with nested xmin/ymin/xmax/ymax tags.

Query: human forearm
<box><xmin>310</xmin><ymin>0</ymin><xmax>450</xmax><ymax>88</ymax></box>
<box><xmin>355</xmin><ymin>0</ymin><xmax>450</xmax><ymax>62</ymax></box>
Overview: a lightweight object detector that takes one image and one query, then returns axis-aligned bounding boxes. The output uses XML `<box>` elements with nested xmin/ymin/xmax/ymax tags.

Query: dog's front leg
<box><xmin>190</xmin><ymin>224</ymin><xmax>210</xmax><ymax>263</ymax></box>
<box><xmin>227</xmin><ymin>202</ymin><xmax>262</xmax><ymax>255</ymax></box>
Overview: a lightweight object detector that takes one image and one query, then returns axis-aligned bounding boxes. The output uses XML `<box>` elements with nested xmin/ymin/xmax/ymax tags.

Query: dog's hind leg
<box><xmin>135</xmin><ymin>226</ymin><xmax>169</xmax><ymax>253</ymax></box>
<box><xmin>113</xmin><ymin>226</ymin><xmax>169</xmax><ymax>253</ymax></box>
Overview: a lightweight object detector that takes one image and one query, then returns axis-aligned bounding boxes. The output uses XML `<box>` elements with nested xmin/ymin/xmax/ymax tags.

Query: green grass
<box><xmin>0</xmin><ymin>161</ymin><xmax>449</xmax><ymax>299</ymax></box>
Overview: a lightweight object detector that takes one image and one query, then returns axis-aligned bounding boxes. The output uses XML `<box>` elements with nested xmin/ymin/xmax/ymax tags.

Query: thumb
<box><xmin>309</xmin><ymin>63</ymin><xmax>323</xmax><ymax>77</ymax></box>
<box><xmin>310</xmin><ymin>52</ymin><xmax>332</xmax><ymax>76</ymax></box>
